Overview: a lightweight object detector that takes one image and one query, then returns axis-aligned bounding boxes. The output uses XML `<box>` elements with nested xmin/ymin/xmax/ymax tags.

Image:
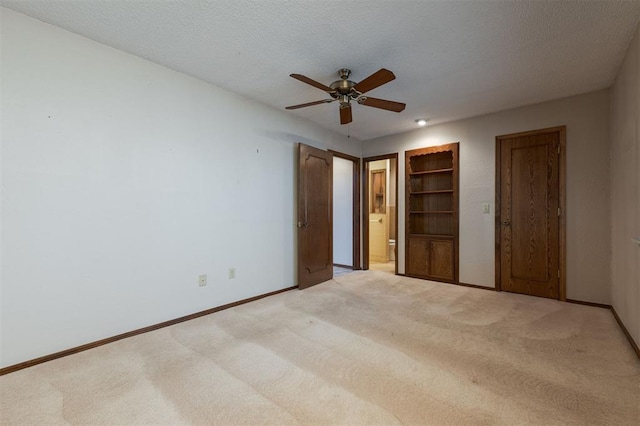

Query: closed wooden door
<box><xmin>298</xmin><ymin>143</ymin><xmax>333</xmax><ymax>289</ymax></box>
<box><xmin>497</xmin><ymin>127</ymin><xmax>565</xmax><ymax>299</ymax></box>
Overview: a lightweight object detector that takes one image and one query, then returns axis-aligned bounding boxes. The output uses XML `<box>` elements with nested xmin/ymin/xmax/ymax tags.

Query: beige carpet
<box><xmin>369</xmin><ymin>261</ymin><xmax>396</xmax><ymax>273</ymax></box>
<box><xmin>1</xmin><ymin>271</ymin><xmax>639</xmax><ymax>425</ymax></box>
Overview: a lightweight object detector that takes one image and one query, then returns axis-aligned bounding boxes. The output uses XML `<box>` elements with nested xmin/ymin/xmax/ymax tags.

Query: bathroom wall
<box><xmin>364</xmin><ymin>90</ymin><xmax>611</xmax><ymax>304</ymax></box>
<box><xmin>388</xmin><ymin>159</ymin><xmax>397</xmax><ymax>240</ymax></box>
<box><xmin>0</xmin><ymin>8</ymin><xmax>360</xmax><ymax>367</ymax></box>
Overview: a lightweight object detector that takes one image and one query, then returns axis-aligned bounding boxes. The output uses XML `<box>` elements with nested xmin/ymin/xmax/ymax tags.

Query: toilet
<box><xmin>388</xmin><ymin>239</ymin><xmax>396</xmax><ymax>261</ymax></box>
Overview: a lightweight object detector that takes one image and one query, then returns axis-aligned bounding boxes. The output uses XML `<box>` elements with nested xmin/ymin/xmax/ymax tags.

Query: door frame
<box><xmin>329</xmin><ymin>150</ymin><xmax>361</xmax><ymax>270</ymax></box>
<box><xmin>494</xmin><ymin>126</ymin><xmax>566</xmax><ymax>300</ymax></box>
<box><xmin>363</xmin><ymin>153</ymin><xmax>399</xmax><ymax>273</ymax></box>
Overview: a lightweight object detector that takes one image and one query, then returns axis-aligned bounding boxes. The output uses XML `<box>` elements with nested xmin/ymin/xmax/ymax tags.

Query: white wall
<box><xmin>0</xmin><ymin>8</ymin><xmax>360</xmax><ymax>368</ymax></box>
<box><xmin>364</xmin><ymin>90</ymin><xmax>611</xmax><ymax>304</ymax></box>
<box><xmin>332</xmin><ymin>157</ymin><xmax>353</xmax><ymax>266</ymax></box>
<box><xmin>610</xmin><ymin>21</ymin><xmax>640</xmax><ymax>346</ymax></box>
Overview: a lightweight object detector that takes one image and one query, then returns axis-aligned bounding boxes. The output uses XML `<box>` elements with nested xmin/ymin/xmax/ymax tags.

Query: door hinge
<box><xmin>558</xmin><ymin>207</ymin><xmax>561</xmax><ymax>216</ymax></box>
<box><xmin>557</xmin><ymin>145</ymin><xmax>561</xmax><ymax>154</ymax></box>
<box><xmin>558</xmin><ymin>269</ymin><xmax>561</xmax><ymax>278</ymax></box>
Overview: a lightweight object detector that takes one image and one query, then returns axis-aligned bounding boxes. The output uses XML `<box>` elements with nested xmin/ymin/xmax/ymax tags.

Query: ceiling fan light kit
<box><xmin>285</xmin><ymin>68</ymin><xmax>406</xmax><ymax>125</ymax></box>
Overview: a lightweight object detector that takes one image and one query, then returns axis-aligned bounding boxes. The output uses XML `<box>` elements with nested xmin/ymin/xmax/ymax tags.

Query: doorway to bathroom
<box><xmin>363</xmin><ymin>154</ymin><xmax>398</xmax><ymax>274</ymax></box>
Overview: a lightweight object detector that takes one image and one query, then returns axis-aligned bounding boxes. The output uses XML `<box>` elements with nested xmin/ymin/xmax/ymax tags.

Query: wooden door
<box><xmin>298</xmin><ymin>143</ymin><xmax>333</xmax><ymax>289</ymax></box>
<box><xmin>497</xmin><ymin>127</ymin><xmax>565</xmax><ymax>299</ymax></box>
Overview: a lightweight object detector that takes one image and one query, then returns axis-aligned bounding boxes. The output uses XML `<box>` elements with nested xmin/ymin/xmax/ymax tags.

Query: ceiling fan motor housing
<box><xmin>330</xmin><ymin>79</ymin><xmax>356</xmax><ymax>95</ymax></box>
<box><xmin>330</xmin><ymin>70</ymin><xmax>362</xmax><ymax>105</ymax></box>
<box><xmin>331</xmin><ymin>67</ymin><xmax>355</xmax><ymax>102</ymax></box>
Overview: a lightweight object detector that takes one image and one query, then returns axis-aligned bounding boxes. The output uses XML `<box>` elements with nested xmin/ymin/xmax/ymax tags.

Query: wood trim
<box><xmin>362</xmin><ymin>160</ymin><xmax>369</xmax><ymax>270</ymax></box>
<box><xmin>496</xmin><ymin>126</ymin><xmax>567</xmax><ymax>140</ymax></box>
<box><xmin>495</xmin><ymin>126</ymin><xmax>567</xmax><ymax>299</ymax></box>
<box><xmin>566</xmin><ymin>299</ymin><xmax>611</xmax><ymax>309</ymax></box>
<box><xmin>610</xmin><ymin>306</ymin><xmax>640</xmax><ymax>359</ymax></box>
<box><xmin>362</xmin><ymin>153</ymin><xmax>399</xmax><ymax>273</ymax></box>
<box><xmin>328</xmin><ymin>150</ymin><xmax>359</xmax><ymax>163</ymax></box>
<box><xmin>354</xmin><ymin>158</ymin><xmax>362</xmax><ymax>270</ymax></box>
<box><xmin>495</xmin><ymin>138</ymin><xmax>502</xmax><ymax>291</ymax></box>
<box><xmin>564</xmin><ymin>300</ymin><xmax>639</xmax><ymax>359</ymax></box>
<box><xmin>365</xmin><ymin>153</ymin><xmax>397</xmax><ymax>162</ymax></box>
<box><xmin>332</xmin><ymin>263</ymin><xmax>353</xmax><ymax>269</ymax></box>
<box><xmin>393</xmin><ymin>154</ymin><xmax>399</xmax><ymax>275</ymax></box>
<box><xmin>458</xmin><ymin>282</ymin><xmax>497</xmax><ymax>291</ymax></box>
<box><xmin>3</xmin><ymin>286</ymin><xmax>637</xmax><ymax>376</ymax></box>
<box><xmin>0</xmin><ymin>286</ymin><xmax>296</xmax><ymax>376</ymax></box>
<box><xmin>329</xmin><ymin>150</ymin><xmax>361</xmax><ymax>270</ymax></box>
<box><xmin>453</xmin><ymin>146</ymin><xmax>459</xmax><ymax>282</ymax></box>
<box><xmin>558</xmin><ymin>128</ymin><xmax>567</xmax><ymax>301</ymax></box>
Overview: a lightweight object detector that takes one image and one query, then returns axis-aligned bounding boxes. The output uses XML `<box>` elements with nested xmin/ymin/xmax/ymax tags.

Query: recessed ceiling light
<box><xmin>415</xmin><ymin>119</ymin><xmax>428</xmax><ymax>126</ymax></box>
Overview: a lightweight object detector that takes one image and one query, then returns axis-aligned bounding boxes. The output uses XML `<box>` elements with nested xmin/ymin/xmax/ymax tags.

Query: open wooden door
<box><xmin>496</xmin><ymin>127</ymin><xmax>565</xmax><ymax>299</ymax></box>
<box><xmin>298</xmin><ymin>143</ymin><xmax>333</xmax><ymax>289</ymax></box>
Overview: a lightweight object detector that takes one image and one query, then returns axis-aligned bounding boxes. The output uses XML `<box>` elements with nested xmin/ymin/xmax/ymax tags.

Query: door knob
<box><xmin>502</xmin><ymin>220</ymin><xmax>510</xmax><ymax>226</ymax></box>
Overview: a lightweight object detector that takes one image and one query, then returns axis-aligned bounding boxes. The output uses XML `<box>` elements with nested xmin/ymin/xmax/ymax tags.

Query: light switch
<box><xmin>482</xmin><ymin>203</ymin><xmax>490</xmax><ymax>214</ymax></box>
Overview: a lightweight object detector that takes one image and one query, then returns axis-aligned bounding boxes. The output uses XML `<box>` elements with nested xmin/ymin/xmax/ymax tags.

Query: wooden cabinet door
<box><xmin>429</xmin><ymin>240</ymin><xmax>454</xmax><ymax>280</ymax></box>
<box><xmin>407</xmin><ymin>237</ymin><xmax>429</xmax><ymax>276</ymax></box>
<box><xmin>406</xmin><ymin>237</ymin><xmax>454</xmax><ymax>281</ymax></box>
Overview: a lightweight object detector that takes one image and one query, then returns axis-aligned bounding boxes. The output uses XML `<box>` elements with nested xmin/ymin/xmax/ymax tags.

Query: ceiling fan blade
<box><xmin>359</xmin><ymin>96</ymin><xmax>406</xmax><ymax>112</ymax></box>
<box><xmin>340</xmin><ymin>104</ymin><xmax>352</xmax><ymax>125</ymax></box>
<box><xmin>285</xmin><ymin>99</ymin><xmax>335</xmax><ymax>110</ymax></box>
<box><xmin>352</xmin><ymin>68</ymin><xmax>396</xmax><ymax>94</ymax></box>
<box><xmin>290</xmin><ymin>74</ymin><xmax>335</xmax><ymax>92</ymax></box>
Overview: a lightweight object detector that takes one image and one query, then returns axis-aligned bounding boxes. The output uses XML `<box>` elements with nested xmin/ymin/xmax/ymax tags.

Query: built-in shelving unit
<box><xmin>405</xmin><ymin>143</ymin><xmax>459</xmax><ymax>283</ymax></box>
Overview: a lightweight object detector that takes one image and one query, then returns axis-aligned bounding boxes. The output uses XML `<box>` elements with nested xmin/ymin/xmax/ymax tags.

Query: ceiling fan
<box><xmin>285</xmin><ymin>68</ymin><xmax>406</xmax><ymax>125</ymax></box>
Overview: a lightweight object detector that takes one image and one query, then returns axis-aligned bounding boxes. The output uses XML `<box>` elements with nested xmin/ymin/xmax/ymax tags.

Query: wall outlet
<box><xmin>198</xmin><ymin>274</ymin><xmax>207</xmax><ymax>287</ymax></box>
<box><xmin>228</xmin><ymin>268</ymin><xmax>236</xmax><ymax>279</ymax></box>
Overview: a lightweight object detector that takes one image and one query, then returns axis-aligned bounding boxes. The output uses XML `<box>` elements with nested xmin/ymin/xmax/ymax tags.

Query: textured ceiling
<box><xmin>2</xmin><ymin>1</ymin><xmax>640</xmax><ymax>141</ymax></box>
